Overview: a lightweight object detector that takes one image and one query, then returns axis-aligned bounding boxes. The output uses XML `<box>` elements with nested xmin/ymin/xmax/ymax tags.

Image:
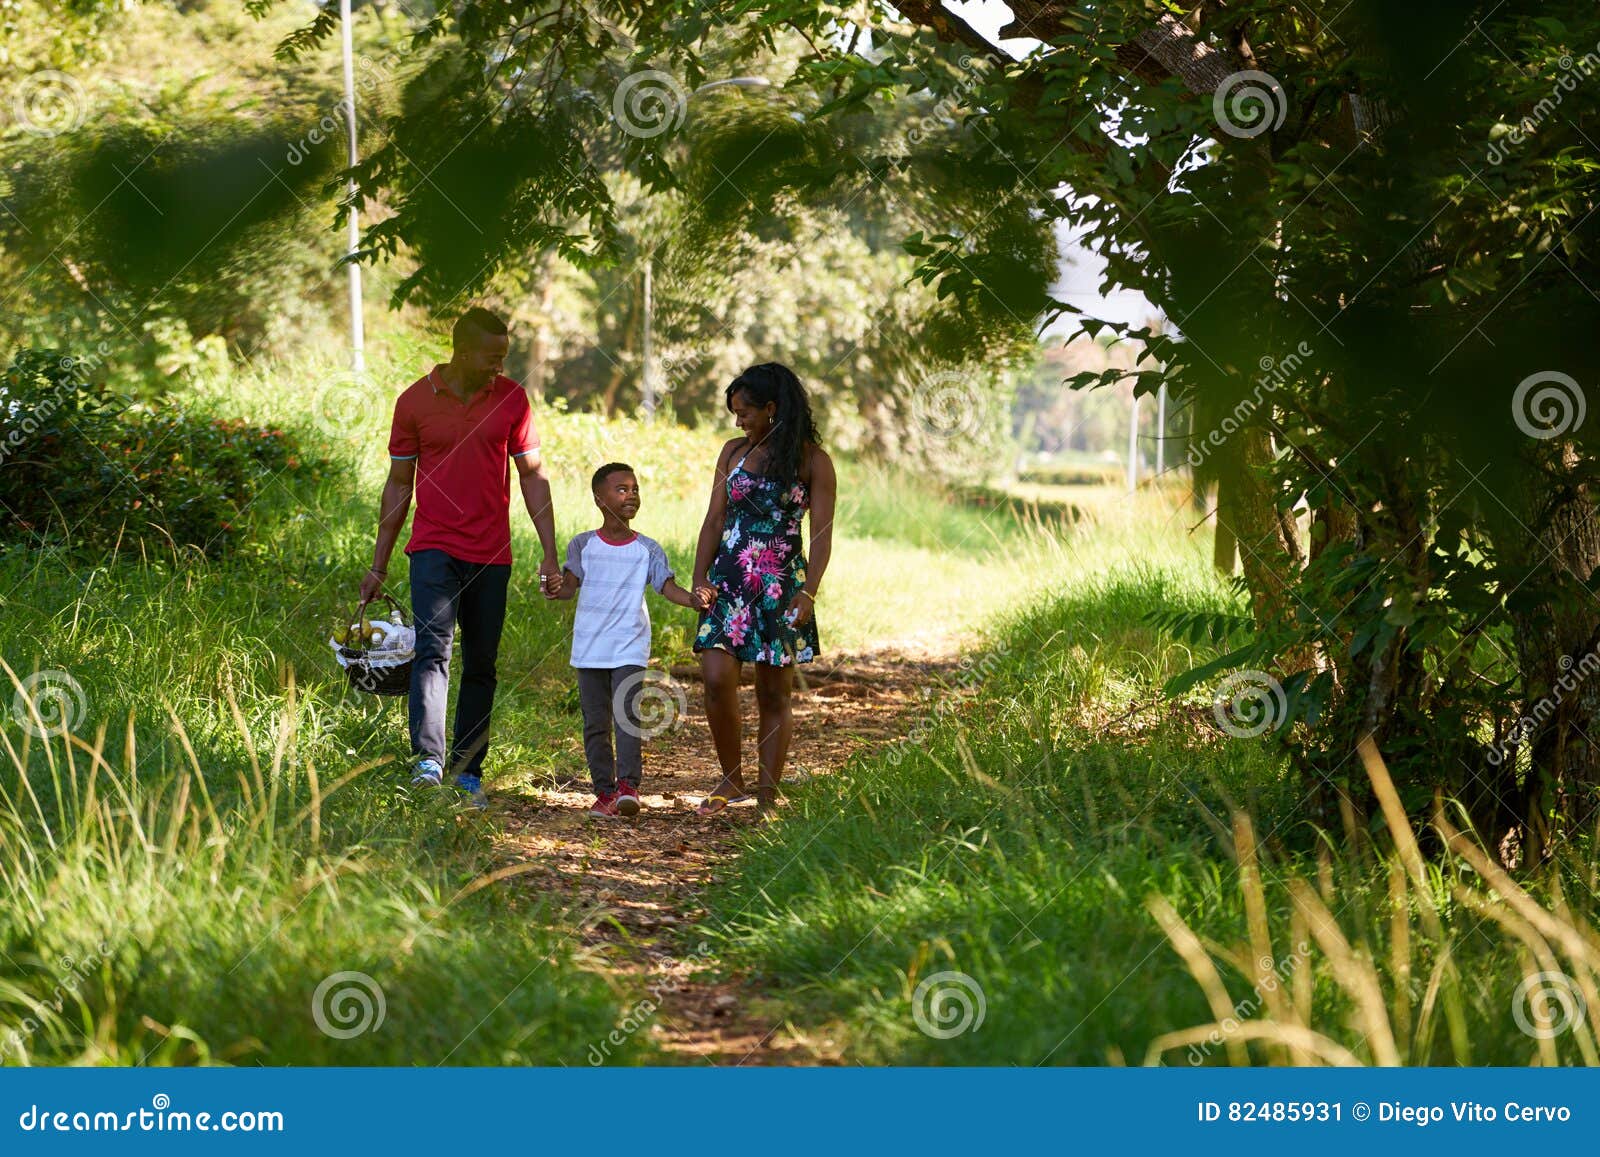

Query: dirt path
<box><xmin>493</xmin><ymin>649</ymin><xmax>957</xmax><ymax>1065</ymax></box>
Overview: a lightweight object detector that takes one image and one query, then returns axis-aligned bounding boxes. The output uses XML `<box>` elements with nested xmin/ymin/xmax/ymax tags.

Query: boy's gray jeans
<box><xmin>576</xmin><ymin>664</ymin><xmax>646</xmax><ymax>795</ymax></box>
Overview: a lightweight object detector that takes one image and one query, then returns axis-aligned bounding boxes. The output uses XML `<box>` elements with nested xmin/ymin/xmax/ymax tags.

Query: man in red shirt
<box><xmin>358</xmin><ymin>307</ymin><xmax>560</xmax><ymax>806</ymax></box>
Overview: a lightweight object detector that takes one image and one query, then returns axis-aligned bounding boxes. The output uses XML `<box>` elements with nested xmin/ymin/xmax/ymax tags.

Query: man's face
<box><xmin>458</xmin><ymin>331</ymin><xmax>509</xmax><ymax>389</ymax></box>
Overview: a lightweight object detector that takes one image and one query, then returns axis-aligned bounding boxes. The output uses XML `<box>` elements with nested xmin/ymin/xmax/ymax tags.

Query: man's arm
<box><xmin>513</xmin><ymin>448</ymin><xmax>561</xmax><ymax>595</ymax></box>
<box><xmin>360</xmin><ymin>458</ymin><xmax>415</xmax><ymax>604</ymax></box>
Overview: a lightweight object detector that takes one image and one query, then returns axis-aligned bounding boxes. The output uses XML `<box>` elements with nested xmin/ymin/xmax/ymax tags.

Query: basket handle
<box><xmin>346</xmin><ymin>592</ymin><xmax>408</xmax><ymax>629</ymax></box>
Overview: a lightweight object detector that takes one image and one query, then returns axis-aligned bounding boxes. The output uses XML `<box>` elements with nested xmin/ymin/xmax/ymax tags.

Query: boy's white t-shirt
<box><xmin>565</xmin><ymin>530</ymin><xmax>675</xmax><ymax>668</ymax></box>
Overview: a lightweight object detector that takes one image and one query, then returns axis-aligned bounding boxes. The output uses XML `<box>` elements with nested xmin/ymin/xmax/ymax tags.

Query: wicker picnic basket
<box><xmin>335</xmin><ymin>593</ymin><xmax>413</xmax><ymax>698</ymax></box>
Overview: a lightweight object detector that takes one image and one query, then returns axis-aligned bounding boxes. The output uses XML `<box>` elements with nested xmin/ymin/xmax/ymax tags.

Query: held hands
<box><xmin>690</xmin><ymin>582</ymin><xmax>717</xmax><ymax>612</ymax></box>
<box><xmin>539</xmin><ymin>556</ymin><xmax>563</xmax><ymax>600</ymax></box>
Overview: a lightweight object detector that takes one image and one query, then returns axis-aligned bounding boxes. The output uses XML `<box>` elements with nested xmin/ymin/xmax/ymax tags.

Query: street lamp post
<box><xmin>640</xmin><ymin>255</ymin><xmax>656</xmax><ymax>419</ymax></box>
<box><xmin>339</xmin><ymin>0</ymin><xmax>366</xmax><ymax>375</ymax></box>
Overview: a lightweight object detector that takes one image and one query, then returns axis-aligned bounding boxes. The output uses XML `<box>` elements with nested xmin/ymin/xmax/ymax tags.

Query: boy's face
<box><xmin>595</xmin><ymin>471</ymin><xmax>640</xmax><ymax>521</ymax></box>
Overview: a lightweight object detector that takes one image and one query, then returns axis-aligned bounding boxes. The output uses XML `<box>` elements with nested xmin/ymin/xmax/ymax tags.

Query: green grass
<box><xmin>17</xmin><ymin>338</ymin><xmax>1576</xmax><ymax>1069</ymax></box>
<box><xmin>702</xmin><ymin>555</ymin><xmax>1600</xmax><ymax>1066</ymax></box>
<box><xmin>0</xmin><ymin>339</ymin><xmax>1104</xmax><ymax>1064</ymax></box>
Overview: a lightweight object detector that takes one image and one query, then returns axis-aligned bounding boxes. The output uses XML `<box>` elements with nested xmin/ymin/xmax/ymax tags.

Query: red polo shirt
<box><xmin>387</xmin><ymin>367</ymin><xmax>538</xmax><ymax>565</ymax></box>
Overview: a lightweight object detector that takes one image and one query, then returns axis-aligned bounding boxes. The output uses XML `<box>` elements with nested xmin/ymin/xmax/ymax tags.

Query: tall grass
<box><xmin>0</xmin><ymin>338</ymin><xmax>1122</xmax><ymax>1064</ymax></box>
<box><xmin>701</xmin><ymin>542</ymin><xmax>1600</xmax><ymax>1065</ymax></box>
<box><xmin>0</xmin><ymin>660</ymin><xmax>637</xmax><ymax>1065</ymax></box>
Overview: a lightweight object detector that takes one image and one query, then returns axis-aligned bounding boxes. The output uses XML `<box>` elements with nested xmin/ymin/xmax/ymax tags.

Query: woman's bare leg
<box><xmin>753</xmin><ymin>663</ymin><xmax>795</xmax><ymax>813</ymax></box>
<box><xmin>700</xmin><ymin>648</ymin><xmax>746</xmax><ymax>798</ymax></box>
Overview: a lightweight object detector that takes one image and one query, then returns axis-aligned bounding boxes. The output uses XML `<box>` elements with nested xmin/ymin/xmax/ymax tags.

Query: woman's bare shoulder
<box><xmin>802</xmin><ymin>442</ymin><xmax>834</xmax><ymax>483</ymax></box>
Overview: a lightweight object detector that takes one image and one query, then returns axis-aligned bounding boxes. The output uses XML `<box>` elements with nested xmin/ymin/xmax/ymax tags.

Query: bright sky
<box><xmin>944</xmin><ymin>1</ymin><xmax>1160</xmax><ymax>334</ymax></box>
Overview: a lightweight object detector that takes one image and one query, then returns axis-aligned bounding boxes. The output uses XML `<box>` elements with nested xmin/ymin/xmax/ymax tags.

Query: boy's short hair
<box><xmin>592</xmin><ymin>462</ymin><xmax>634</xmax><ymax>491</ymax></box>
<box><xmin>452</xmin><ymin>307</ymin><xmax>508</xmax><ymax>349</ymax></box>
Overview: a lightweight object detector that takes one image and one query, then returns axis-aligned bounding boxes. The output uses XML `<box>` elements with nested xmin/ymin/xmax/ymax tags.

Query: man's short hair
<box><xmin>592</xmin><ymin>462</ymin><xmax>634</xmax><ymax>491</ymax></box>
<box><xmin>452</xmin><ymin>307</ymin><xmax>508</xmax><ymax>349</ymax></box>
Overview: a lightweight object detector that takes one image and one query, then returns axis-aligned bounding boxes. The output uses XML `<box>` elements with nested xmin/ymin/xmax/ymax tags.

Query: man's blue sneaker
<box><xmin>453</xmin><ymin>773</ymin><xmax>488</xmax><ymax>809</ymax></box>
<box><xmin>410</xmin><ymin>757</ymin><xmax>445</xmax><ymax>788</ymax></box>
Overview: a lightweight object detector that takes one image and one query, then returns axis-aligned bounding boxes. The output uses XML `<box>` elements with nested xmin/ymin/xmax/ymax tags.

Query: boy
<box><xmin>551</xmin><ymin>463</ymin><xmax>705</xmax><ymax>817</ymax></box>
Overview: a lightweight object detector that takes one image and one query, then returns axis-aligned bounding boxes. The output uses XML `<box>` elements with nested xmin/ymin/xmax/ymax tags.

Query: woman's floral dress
<box><xmin>694</xmin><ymin>452</ymin><xmax>820</xmax><ymax>666</ymax></box>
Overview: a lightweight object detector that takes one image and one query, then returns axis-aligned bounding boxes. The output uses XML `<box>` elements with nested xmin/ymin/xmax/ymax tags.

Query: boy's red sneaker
<box><xmin>589</xmin><ymin>792</ymin><xmax>619</xmax><ymax>818</ymax></box>
<box><xmin>616</xmin><ymin>782</ymin><xmax>640</xmax><ymax>817</ymax></box>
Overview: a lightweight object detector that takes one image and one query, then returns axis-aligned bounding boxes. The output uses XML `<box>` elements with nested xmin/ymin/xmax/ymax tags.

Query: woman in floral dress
<box><xmin>689</xmin><ymin>363</ymin><xmax>835</xmax><ymax>816</ymax></box>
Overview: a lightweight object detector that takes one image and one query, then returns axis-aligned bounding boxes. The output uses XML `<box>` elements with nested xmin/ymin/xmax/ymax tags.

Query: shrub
<box><xmin>0</xmin><ymin>348</ymin><xmax>334</xmax><ymax>558</ymax></box>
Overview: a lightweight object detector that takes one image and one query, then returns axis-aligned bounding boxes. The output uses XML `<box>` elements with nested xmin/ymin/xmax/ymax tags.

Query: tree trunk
<box><xmin>1505</xmin><ymin>453</ymin><xmax>1600</xmax><ymax>855</ymax></box>
<box><xmin>1220</xmin><ymin>426</ymin><xmax>1302</xmax><ymax>618</ymax></box>
<box><xmin>1212</xmin><ymin>484</ymin><xmax>1238</xmax><ymax>574</ymax></box>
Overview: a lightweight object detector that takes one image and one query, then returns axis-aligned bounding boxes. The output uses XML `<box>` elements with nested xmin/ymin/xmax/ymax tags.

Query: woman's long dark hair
<box><xmin>726</xmin><ymin>363</ymin><xmax>819</xmax><ymax>485</ymax></box>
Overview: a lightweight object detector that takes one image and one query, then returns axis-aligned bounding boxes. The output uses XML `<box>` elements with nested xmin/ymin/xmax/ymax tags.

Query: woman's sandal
<box><xmin>695</xmin><ymin>792</ymin><xmax>751</xmax><ymax>816</ymax></box>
